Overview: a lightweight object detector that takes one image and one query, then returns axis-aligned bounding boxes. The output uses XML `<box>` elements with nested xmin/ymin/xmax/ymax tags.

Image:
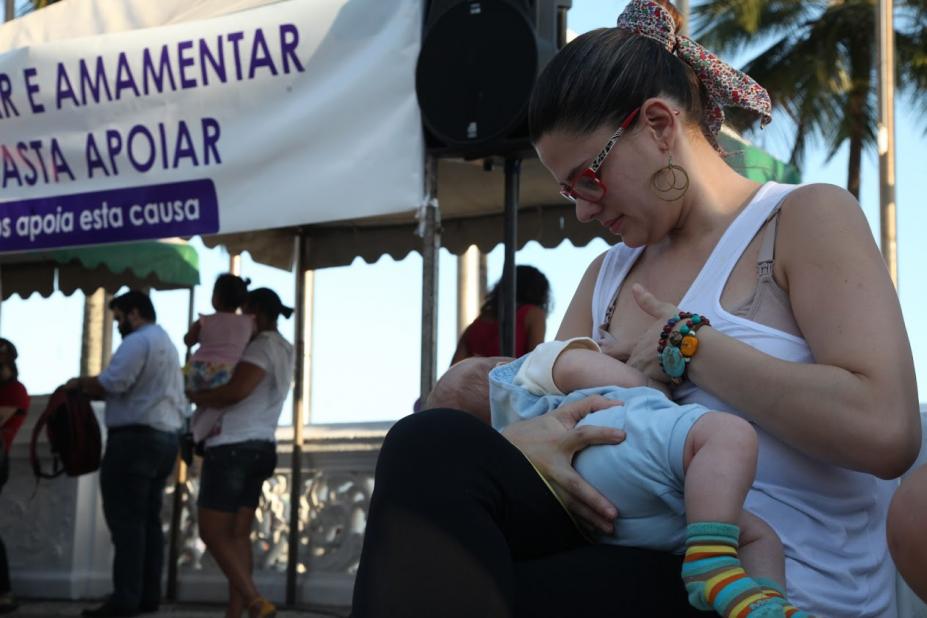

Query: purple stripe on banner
<box><xmin>0</xmin><ymin>179</ymin><xmax>219</xmax><ymax>252</ymax></box>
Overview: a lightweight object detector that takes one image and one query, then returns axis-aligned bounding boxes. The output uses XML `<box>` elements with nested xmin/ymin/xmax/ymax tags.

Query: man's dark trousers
<box><xmin>100</xmin><ymin>427</ymin><xmax>178</xmax><ymax>611</ymax></box>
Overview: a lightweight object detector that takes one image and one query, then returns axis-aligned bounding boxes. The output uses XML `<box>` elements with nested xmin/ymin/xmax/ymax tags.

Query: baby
<box><xmin>426</xmin><ymin>337</ymin><xmax>812</xmax><ymax>618</ymax></box>
<box><xmin>183</xmin><ymin>273</ymin><xmax>254</xmax><ymax>445</ymax></box>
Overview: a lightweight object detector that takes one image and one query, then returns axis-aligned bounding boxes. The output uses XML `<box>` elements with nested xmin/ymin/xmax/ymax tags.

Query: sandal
<box><xmin>248</xmin><ymin>596</ymin><xmax>277</xmax><ymax>618</ymax></box>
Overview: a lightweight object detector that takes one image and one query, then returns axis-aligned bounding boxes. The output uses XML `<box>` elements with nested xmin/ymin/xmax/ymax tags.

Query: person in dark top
<box><xmin>451</xmin><ymin>265</ymin><xmax>552</xmax><ymax>364</ymax></box>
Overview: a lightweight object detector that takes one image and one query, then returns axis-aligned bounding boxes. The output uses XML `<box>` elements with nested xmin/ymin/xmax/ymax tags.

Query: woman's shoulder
<box><xmin>777</xmin><ymin>182</ymin><xmax>872</xmax><ymax>248</ymax></box>
<box><xmin>590</xmin><ymin>243</ymin><xmax>640</xmax><ymax>294</ymax></box>
<box><xmin>250</xmin><ymin>330</ymin><xmax>294</xmax><ymax>353</ymax></box>
<box><xmin>778</xmin><ymin>182</ymin><xmax>861</xmax><ymax>221</ymax></box>
<box><xmin>583</xmin><ymin>249</ymin><xmax>611</xmax><ymax>281</ymax></box>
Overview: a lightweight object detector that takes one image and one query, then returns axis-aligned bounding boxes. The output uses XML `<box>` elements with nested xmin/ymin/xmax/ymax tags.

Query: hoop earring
<box><xmin>650</xmin><ymin>155</ymin><xmax>690</xmax><ymax>202</ymax></box>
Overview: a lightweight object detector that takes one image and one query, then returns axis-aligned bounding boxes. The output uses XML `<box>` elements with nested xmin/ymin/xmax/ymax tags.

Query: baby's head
<box><xmin>212</xmin><ymin>273</ymin><xmax>250</xmax><ymax>312</ymax></box>
<box><xmin>425</xmin><ymin>356</ymin><xmax>511</xmax><ymax>424</ymax></box>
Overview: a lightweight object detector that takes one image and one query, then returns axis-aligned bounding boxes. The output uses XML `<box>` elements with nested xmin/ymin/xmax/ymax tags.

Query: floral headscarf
<box><xmin>616</xmin><ymin>0</ymin><xmax>772</xmax><ymax>140</ymax></box>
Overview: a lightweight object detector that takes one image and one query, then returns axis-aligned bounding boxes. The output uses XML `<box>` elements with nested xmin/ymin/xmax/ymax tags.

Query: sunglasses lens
<box><xmin>574</xmin><ymin>175</ymin><xmax>604</xmax><ymax>202</ymax></box>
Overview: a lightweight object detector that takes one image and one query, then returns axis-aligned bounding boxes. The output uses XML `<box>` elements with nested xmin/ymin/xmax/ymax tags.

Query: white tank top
<box><xmin>591</xmin><ymin>182</ymin><xmax>896</xmax><ymax>618</ymax></box>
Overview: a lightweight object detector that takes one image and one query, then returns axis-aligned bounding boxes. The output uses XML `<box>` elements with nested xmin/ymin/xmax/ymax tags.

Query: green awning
<box><xmin>718</xmin><ymin>129</ymin><xmax>802</xmax><ymax>184</ymax></box>
<box><xmin>0</xmin><ymin>240</ymin><xmax>200</xmax><ymax>300</ymax></box>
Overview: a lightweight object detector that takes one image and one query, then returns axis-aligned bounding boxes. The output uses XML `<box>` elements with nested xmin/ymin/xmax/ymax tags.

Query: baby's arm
<box><xmin>514</xmin><ymin>338</ymin><xmax>671</xmax><ymax>398</ymax></box>
<box><xmin>552</xmin><ymin>347</ymin><xmax>653</xmax><ymax>393</ymax></box>
<box><xmin>183</xmin><ymin>319</ymin><xmax>202</xmax><ymax>348</ymax></box>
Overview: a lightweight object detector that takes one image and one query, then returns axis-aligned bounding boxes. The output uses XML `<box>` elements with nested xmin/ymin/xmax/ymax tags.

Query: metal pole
<box><xmin>167</xmin><ymin>285</ymin><xmax>196</xmax><ymax>601</ymax></box>
<box><xmin>877</xmin><ymin>0</ymin><xmax>897</xmax><ymax>288</ymax></box>
<box><xmin>229</xmin><ymin>253</ymin><xmax>241</xmax><ymax>276</ymax></box>
<box><xmin>286</xmin><ymin>232</ymin><xmax>308</xmax><ymax>605</ymax></box>
<box><xmin>3</xmin><ymin>0</ymin><xmax>12</xmax><ymax>22</ymax></box>
<box><xmin>420</xmin><ymin>155</ymin><xmax>440</xmax><ymax>401</ymax></box>
<box><xmin>80</xmin><ymin>289</ymin><xmax>106</xmax><ymax>377</ymax></box>
<box><xmin>303</xmin><ymin>269</ymin><xmax>315</xmax><ymax>425</ymax></box>
<box><xmin>500</xmin><ymin>158</ymin><xmax>520</xmax><ymax>357</ymax></box>
<box><xmin>479</xmin><ymin>253</ymin><xmax>487</xmax><ymax>304</ymax></box>
<box><xmin>456</xmin><ymin>246</ymin><xmax>482</xmax><ymax>337</ymax></box>
<box><xmin>100</xmin><ymin>291</ymin><xmax>113</xmax><ymax>368</ymax></box>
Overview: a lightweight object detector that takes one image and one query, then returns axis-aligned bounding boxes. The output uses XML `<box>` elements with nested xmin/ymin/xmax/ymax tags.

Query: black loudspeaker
<box><xmin>415</xmin><ymin>0</ymin><xmax>572</xmax><ymax>159</ymax></box>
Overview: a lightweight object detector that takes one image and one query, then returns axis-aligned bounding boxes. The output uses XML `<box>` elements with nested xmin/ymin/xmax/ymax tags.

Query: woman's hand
<box><xmin>501</xmin><ymin>395</ymin><xmax>626</xmax><ymax>535</ymax></box>
<box><xmin>624</xmin><ymin>284</ymin><xmax>680</xmax><ymax>383</ymax></box>
<box><xmin>185</xmin><ymin>362</ymin><xmax>266</xmax><ymax>408</ymax></box>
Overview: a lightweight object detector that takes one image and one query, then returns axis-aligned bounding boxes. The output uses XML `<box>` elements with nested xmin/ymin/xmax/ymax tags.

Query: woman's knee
<box><xmin>375</xmin><ymin>409</ymin><xmax>505</xmax><ymax>494</ymax></box>
<box><xmin>382</xmin><ymin>408</ymin><xmax>489</xmax><ymax>460</ymax></box>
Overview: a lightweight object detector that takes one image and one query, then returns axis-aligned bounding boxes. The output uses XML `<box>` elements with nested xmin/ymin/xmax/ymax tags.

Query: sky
<box><xmin>1</xmin><ymin>0</ymin><xmax>925</xmax><ymax>425</ymax></box>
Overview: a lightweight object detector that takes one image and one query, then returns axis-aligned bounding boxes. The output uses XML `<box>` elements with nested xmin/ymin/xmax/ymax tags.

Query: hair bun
<box><xmin>243</xmin><ymin>277</ymin><xmax>252</xmax><ymax>286</ymax></box>
<box><xmin>280</xmin><ymin>305</ymin><xmax>295</xmax><ymax>319</ymax></box>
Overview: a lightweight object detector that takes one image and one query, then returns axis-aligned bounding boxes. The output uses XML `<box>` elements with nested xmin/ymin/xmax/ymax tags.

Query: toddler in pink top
<box><xmin>184</xmin><ymin>273</ymin><xmax>254</xmax><ymax>442</ymax></box>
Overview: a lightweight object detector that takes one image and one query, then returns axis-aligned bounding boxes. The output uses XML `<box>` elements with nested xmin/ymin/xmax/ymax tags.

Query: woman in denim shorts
<box><xmin>187</xmin><ymin>288</ymin><xmax>295</xmax><ymax>618</ymax></box>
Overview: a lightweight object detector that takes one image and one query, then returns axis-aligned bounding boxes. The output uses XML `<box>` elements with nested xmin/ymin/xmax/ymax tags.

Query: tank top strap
<box><xmin>758</xmin><ymin>208</ymin><xmax>779</xmax><ymax>262</ymax></box>
<box><xmin>679</xmin><ymin>182</ymin><xmax>801</xmax><ymax>306</ymax></box>
<box><xmin>755</xmin><ymin>205</ymin><xmax>782</xmax><ymax>276</ymax></box>
<box><xmin>591</xmin><ymin>243</ymin><xmax>644</xmax><ymax>337</ymax></box>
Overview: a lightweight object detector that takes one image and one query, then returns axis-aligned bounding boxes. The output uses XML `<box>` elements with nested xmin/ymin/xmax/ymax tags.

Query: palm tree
<box><xmin>694</xmin><ymin>0</ymin><xmax>927</xmax><ymax>198</ymax></box>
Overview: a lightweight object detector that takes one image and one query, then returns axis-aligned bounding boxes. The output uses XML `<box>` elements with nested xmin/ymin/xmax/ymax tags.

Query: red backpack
<box><xmin>30</xmin><ymin>386</ymin><xmax>102</xmax><ymax>478</ymax></box>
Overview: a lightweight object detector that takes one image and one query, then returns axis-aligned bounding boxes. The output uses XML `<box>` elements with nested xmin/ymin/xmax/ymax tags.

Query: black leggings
<box><xmin>351</xmin><ymin>409</ymin><xmax>707</xmax><ymax>618</ymax></box>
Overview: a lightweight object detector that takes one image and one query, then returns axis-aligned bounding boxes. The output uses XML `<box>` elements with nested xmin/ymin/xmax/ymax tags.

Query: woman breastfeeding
<box><xmin>351</xmin><ymin>1</ymin><xmax>920</xmax><ymax>616</ymax></box>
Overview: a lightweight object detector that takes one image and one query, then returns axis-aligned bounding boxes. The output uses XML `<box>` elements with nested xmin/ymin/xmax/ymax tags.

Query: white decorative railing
<box><xmin>2</xmin><ymin>395</ymin><xmax>387</xmax><ymax>613</ymax></box>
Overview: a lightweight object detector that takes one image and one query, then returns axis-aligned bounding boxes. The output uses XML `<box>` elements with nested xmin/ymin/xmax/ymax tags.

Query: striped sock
<box><xmin>681</xmin><ymin>522</ymin><xmax>781</xmax><ymax>617</ymax></box>
<box><xmin>754</xmin><ymin>578</ymin><xmax>815</xmax><ymax>618</ymax></box>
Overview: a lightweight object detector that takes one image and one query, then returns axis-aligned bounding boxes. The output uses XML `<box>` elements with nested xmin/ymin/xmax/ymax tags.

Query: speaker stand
<box><xmin>500</xmin><ymin>157</ymin><xmax>521</xmax><ymax>357</ymax></box>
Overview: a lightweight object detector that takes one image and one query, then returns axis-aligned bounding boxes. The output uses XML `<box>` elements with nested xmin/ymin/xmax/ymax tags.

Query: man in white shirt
<box><xmin>67</xmin><ymin>290</ymin><xmax>185</xmax><ymax>618</ymax></box>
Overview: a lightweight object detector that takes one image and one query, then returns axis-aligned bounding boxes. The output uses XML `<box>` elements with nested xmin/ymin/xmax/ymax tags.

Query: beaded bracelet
<box><xmin>657</xmin><ymin>312</ymin><xmax>711</xmax><ymax>385</ymax></box>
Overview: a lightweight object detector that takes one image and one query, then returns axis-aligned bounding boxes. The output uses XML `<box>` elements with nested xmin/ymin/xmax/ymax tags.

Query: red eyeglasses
<box><xmin>559</xmin><ymin>108</ymin><xmax>640</xmax><ymax>204</ymax></box>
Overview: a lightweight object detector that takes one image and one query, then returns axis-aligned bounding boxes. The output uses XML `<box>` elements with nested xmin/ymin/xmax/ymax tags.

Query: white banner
<box><xmin>0</xmin><ymin>0</ymin><xmax>424</xmax><ymax>251</ymax></box>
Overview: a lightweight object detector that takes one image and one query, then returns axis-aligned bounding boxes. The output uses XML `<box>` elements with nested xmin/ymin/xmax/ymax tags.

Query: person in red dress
<box><xmin>451</xmin><ymin>265</ymin><xmax>552</xmax><ymax>364</ymax></box>
<box><xmin>0</xmin><ymin>338</ymin><xmax>30</xmax><ymax>615</ymax></box>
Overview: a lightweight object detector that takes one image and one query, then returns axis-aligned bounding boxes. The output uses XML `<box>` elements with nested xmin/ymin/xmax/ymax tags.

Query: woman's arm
<box><xmin>556</xmin><ymin>251</ymin><xmax>607</xmax><ymax>340</ymax></box>
<box><xmin>523</xmin><ymin>305</ymin><xmax>547</xmax><ymax>353</ymax></box>
<box><xmin>634</xmin><ymin>185</ymin><xmax>920</xmax><ymax>479</ymax></box>
<box><xmin>183</xmin><ymin>319</ymin><xmax>201</xmax><ymax>348</ymax></box>
<box><xmin>187</xmin><ymin>361</ymin><xmax>265</xmax><ymax>407</ymax></box>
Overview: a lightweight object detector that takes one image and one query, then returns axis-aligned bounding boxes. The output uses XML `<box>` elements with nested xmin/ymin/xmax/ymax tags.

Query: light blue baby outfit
<box><xmin>489</xmin><ymin>353</ymin><xmax>710</xmax><ymax>553</ymax></box>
